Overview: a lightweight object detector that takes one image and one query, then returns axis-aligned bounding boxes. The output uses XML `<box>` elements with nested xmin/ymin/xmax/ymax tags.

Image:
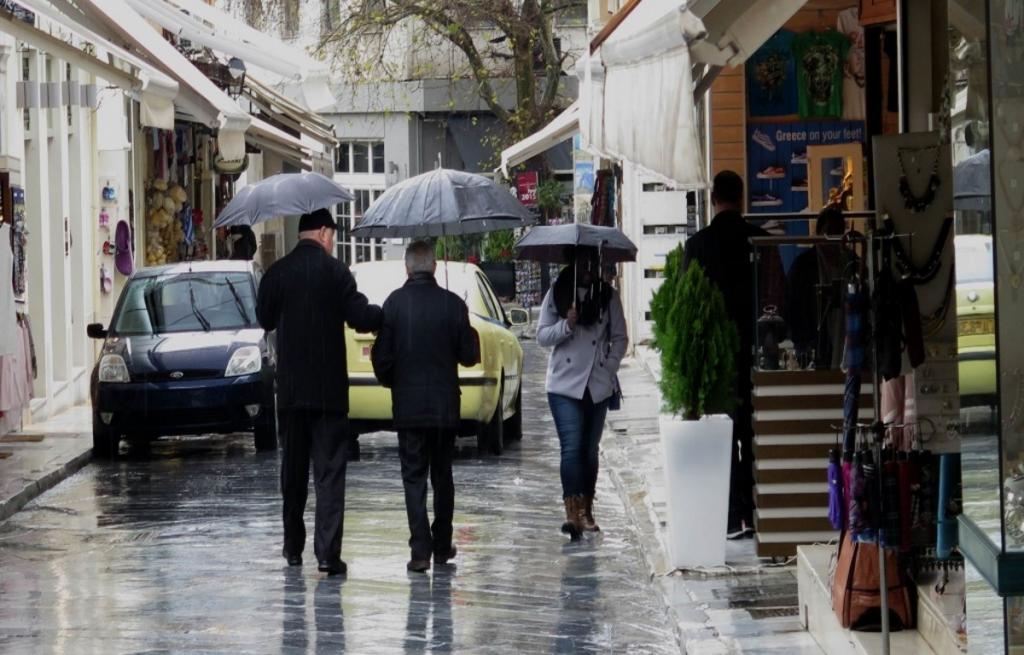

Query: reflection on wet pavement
<box><xmin>0</xmin><ymin>345</ymin><xmax>676</xmax><ymax>653</ymax></box>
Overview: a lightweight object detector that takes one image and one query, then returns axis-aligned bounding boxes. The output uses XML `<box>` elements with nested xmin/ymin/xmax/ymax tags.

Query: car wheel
<box><xmin>254</xmin><ymin>395</ymin><xmax>278</xmax><ymax>452</ymax></box>
<box><xmin>92</xmin><ymin>413</ymin><xmax>120</xmax><ymax>459</ymax></box>
<box><xmin>503</xmin><ymin>381</ymin><xmax>522</xmax><ymax>441</ymax></box>
<box><xmin>477</xmin><ymin>378</ymin><xmax>504</xmax><ymax>456</ymax></box>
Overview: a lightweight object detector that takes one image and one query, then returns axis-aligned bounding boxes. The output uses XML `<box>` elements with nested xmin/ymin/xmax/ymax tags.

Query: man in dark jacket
<box><xmin>256</xmin><ymin>208</ymin><xmax>382</xmax><ymax>576</ymax></box>
<box><xmin>683</xmin><ymin>171</ymin><xmax>780</xmax><ymax>539</ymax></box>
<box><xmin>371</xmin><ymin>241</ymin><xmax>480</xmax><ymax>572</ymax></box>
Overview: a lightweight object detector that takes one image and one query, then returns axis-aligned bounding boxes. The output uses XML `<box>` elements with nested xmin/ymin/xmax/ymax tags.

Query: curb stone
<box><xmin>0</xmin><ymin>438</ymin><xmax>92</xmax><ymax>522</ymax></box>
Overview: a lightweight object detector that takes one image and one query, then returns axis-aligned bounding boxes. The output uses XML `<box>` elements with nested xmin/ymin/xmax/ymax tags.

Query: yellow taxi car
<box><xmin>346</xmin><ymin>260</ymin><xmax>527</xmax><ymax>454</ymax></box>
<box><xmin>956</xmin><ymin>234</ymin><xmax>995</xmax><ymax>407</ymax></box>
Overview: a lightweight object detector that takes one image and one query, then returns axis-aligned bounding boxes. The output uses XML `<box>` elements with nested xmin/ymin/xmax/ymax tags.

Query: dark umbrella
<box><xmin>513</xmin><ymin>223</ymin><xmax>638</xmax><ymax>264</ymax></box>
<box><xmin>828</xmin><ymin>449</ymin><xmax>845</xmax><ymax>530</ymax></box>
<box><xmin>350</xmin><ymin>169</ymin><xmax>535</xmax><ymax>238</ymax></box>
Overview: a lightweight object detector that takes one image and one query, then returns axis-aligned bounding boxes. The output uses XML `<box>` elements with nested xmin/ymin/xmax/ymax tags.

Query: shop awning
<box><xmin>243</xmin><ymin>77</ymin><xmax>336</xmax><ymax>150</ymax></box>
<box><xmin>500</xmin><ymin>102</ymin><xmax>579</xmax><ymax>176</ymax></box>
<box><xmin>579</xmin><ymin>0</ymin><xmax>808</xmax><ymax>188</ymax></box>
<box><xmin>6</xmin><ymin>0</ymin><xmax>179</xmax><ymax>128</ymax></box>
<box><xmin>580</xmin><ymin>2</ymin><xmax>708</xmax><ymax>187</ymax></box>
<box><xmin>74</xmin><ymin>0</ymin><xmax>250</xmax><ymax>162</ymax></box>
<box><xmin>247</xmin><ymin>117</ymin><xmax>313</xmax><ymax>170</ymax></box>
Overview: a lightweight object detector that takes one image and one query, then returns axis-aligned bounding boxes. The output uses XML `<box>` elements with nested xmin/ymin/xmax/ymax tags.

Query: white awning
<box><xmin>580</xmin><ymin>0</ymin><xmax>807</xmax><ymax>188</ymax></box>
<box><xmin>7</xmin><ymin>0</ymin><xmax>179</xmax><ymax>128</ymax></box>
<box><xmin>74</xmin><ymin>0</ymin><xmax>250</xmax><ymax>161</ymax></box>
<box><xmin>244</xmin><ymin>77</ymin><xmax>336</xmax><ymax>149</ymax></box>
<box><xmin>247</xmin><ymin>117</ymin><xmax>313</xmax><ymax>170</ymax></box>
<box><xmin>499</xmin><ymin>102</ymin><xmax>579</xmax><ymax>176</ymax></box>
<box><xmin>581</xmin><ymin>3</ymin><xmax>708</xmax><ymax>188</ymax></box>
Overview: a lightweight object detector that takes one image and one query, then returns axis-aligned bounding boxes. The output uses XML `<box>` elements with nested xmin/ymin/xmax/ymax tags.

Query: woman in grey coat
<box><xmin>537</xmin><ymin>249</ymin><xmax>628</xmax><ymax>539</ymax></box>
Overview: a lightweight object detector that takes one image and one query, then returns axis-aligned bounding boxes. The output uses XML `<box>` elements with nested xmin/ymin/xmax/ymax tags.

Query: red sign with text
<box><xmin>516</xmin><ymin>171</ymin><xmax>538</xmax><ymax>206</ymax></box>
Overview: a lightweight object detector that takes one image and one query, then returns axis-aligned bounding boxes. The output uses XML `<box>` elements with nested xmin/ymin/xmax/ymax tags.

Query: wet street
<box><xmin>0</xmin><ymin>345</ymin><xmax>676</xmax><ymax>653</ymax></box>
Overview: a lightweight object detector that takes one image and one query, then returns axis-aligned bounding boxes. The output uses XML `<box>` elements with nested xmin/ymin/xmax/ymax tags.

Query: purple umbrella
<box><xmin>828</xmin><ymin>449</ymin><xmax>845</xmax><ymax>530</ymax></box>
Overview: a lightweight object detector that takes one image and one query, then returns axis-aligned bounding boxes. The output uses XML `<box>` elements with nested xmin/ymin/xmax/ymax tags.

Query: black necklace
<box><xmin>885</xmin><ymin>216</ymin><xmax>953</xmax><ymax>284</ymax></box>
<box><xmin>897</xmin><ymin>146</ymin><xmax>942</xmax><ymax>213</ymax></box>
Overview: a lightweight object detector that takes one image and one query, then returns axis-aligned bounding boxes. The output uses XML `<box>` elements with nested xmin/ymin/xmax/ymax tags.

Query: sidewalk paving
<box><xmin>0</xmin><ymin>406</ymin><xmax>92</xmax><ymax>522</ymax></box>
<box><xmin>600</xmin><ymin>348</ymin><xmax>824</xmax><ymax>654</ymax></box>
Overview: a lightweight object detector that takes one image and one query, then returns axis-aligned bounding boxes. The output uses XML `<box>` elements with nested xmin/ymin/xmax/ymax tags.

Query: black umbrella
<box><xmin>350</xmin><ymin>168</ymin><xmax>535</xmax><ymax>238</ymax></box>
<box><xmin>513</xmin><ymin>224</ymin><xmax>638</xmax><ymax>264</ymax></box>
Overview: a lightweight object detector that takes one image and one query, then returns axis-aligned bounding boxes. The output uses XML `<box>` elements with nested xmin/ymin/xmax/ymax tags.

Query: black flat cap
<box><xmin>298</xmin><ymin>208</ymin><xmax>338</xmax><ymax>232</ymax></box>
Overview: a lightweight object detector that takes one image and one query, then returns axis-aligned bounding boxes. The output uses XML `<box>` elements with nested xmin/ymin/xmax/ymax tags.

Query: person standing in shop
<box><xmin>256</xmin><ymin>208</ymin><xmax>382</xmax><ymax>576</ymax></box>
<box><xmin>370</xmin><ymin>241</ymin><xmax>480</xmax><ymax>573</ymax></box>
<box><xmin>683</xmin><ymin>170</ymin><xmax>779</xmax><ymax>539</ymax></box>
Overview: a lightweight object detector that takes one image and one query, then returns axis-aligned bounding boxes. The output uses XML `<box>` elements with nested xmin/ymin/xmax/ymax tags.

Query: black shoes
<box><xmin>434</xmin><ymin>546</ymin><xmax>457</xmax><ymax>566</ymax></box>
<box><xmin>407</xmin><ymin>558</ymin><xmax>431</xmax><ymax>573</ymax></box>
<box><xmin>282</xmin><ymin>548</ymin><xmax>302</xmax><ymax>566</ymax></box>
<box><xmin>318</xmin><ymin>559</ymin><xmax>348</xmax><ymax>576</ymax></box>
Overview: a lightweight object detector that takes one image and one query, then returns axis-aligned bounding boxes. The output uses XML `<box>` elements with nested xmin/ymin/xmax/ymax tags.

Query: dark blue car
<box><xmin>87</xmin><ymin>260</ymin><xmax>277</xmax><ymax>457</ymax></box>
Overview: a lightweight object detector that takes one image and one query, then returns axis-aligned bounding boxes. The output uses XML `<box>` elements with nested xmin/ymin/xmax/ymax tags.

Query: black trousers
<box><xmin>279</xmin><ymin>410</ymin><xmax>351</xmax><ymax>564</ymax></box>
<box><xmin>397</xmin><ymin>428</ymin><xmax>456</xmax><ymax>560</ymax></box>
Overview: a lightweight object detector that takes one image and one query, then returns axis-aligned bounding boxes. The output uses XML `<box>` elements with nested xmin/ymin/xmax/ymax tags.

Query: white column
<box><xmin>23</xmin><ymin>50</ymin><xmax>52</xmax><ymax>406</ymax></box>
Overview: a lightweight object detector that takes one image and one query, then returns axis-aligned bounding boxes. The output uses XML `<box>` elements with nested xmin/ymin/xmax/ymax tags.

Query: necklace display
<box><xmin>919</xmin><ymin>266</ymin><xmax>956</xmax><ymax>338</ymax></box>
<box><xmin>897</xmin><ymin>147</ymin><xmax>942</xmax><ymax>213</ymax></box>
<box><xmin>885</xmin><ymin>216</ymin><xmax>953</xmax><ymax>284</ymax></box>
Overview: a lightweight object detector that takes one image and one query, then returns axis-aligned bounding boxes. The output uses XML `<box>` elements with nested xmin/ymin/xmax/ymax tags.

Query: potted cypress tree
<box><xmin>649</xmin><ymin>244</ymin><xmax>738</xmax><ymax>568</ymax></box>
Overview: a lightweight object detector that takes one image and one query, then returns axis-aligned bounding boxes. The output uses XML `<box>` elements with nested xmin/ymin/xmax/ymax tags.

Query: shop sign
<box><xmin>517</xmin><ymin>171</ymin><xmax>538</xmax><ymax>206</ymax></box>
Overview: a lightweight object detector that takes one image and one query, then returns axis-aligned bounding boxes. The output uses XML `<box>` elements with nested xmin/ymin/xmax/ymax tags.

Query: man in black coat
<box><xmin>371</xmin><ymin>241</ymin><xmax>480</xmax><ymax>572</ymax></box>
<box><xmin>683</xmin><ymin>171</ymin><xmax>780</xmax><ymax>539</ymax></box>
<box><xmin>256</xmin><ymin>208</ymin><xmax>382</xmax><ymax>576</ymax></box>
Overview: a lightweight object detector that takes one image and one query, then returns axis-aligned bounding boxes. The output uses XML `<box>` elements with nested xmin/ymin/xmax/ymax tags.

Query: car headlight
<box><xmin>225</xmin><ymin>346</ymin><xmax>262</xmax><ymax>377</ymax></box>
<box><xmin>98</xmin><ymin>354</ymin><xmax>130</xmax><ymax>383</ymax></box>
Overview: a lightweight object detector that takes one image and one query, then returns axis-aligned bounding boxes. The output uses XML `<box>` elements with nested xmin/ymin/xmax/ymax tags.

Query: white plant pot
<box><xmin>659</xmin><ymin>413</ymin><xmax>734</xmax><ymax>569</ymax></box>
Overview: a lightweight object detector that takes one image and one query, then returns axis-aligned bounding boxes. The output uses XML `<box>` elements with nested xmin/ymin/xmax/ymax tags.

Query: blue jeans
<box><xmin>548</xmin><ymin>390</ymin><xmax>609</xmax><ymax>498</ymax></box>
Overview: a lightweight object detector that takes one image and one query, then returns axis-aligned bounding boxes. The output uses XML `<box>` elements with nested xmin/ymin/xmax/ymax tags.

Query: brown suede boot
<box><xmin>561</xmin><ymin>495</ymin><xmax>584</xmax><ymax>539</ymax></box>
<box><xmin>582</xmin><ymin>495</ymin><xmax>600</xmax><ymax>532</ymax></box>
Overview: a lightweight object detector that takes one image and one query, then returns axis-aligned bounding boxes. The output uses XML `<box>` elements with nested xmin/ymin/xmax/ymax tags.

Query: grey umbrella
<box><xmin>214</xmin><ymin>172</ymin><xmax>354</xmax><ymax>228</ymax></box>
<box><xmin>350</xmin><ymin>169</ymin><xmax>535</xmax><ymax>238</ymax></box>
<box><xmin>513</xmin><ymin>223</ymin><xmax>638</xmax><ymax>264</ymax></box>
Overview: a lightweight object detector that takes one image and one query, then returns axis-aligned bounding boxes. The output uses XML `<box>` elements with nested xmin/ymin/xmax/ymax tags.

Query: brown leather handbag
<box><xmin>830</xmin><ymin>531</ymin><xmax>914</xmax><ymax>630</ymax></box>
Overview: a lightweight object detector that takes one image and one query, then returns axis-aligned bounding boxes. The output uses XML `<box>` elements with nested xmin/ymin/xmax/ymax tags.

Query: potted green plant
<box><xmin>480</xmin><ymin>229</ymin><xmax>516</xmax><ymax>299</ymax></box>
<box><xmin>649</xmin><ymin>244</ymin><xmax>738</xmax><ymax>568</ymax></box>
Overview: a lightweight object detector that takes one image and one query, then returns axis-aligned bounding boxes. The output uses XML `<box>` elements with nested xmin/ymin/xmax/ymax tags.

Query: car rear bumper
<box><xmin>95</xmin><ymin>373</ymin><xmax>268</xmax><ymax>437</ymax></box>
<box><xmin>347</xmin><ymin>374</ymin><xmax>496</xmax><ymax>423</ymax></box>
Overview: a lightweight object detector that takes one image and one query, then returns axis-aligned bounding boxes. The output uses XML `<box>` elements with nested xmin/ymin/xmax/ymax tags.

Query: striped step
<box><xmin>756</xmin><ymin>530</ymin><xmax>839</xmax><ymax>558</ymax></box>
<box><xmin>755</xmin><ymin>482</ymin><xmax>829</xmax><ymax>510</ymax></box>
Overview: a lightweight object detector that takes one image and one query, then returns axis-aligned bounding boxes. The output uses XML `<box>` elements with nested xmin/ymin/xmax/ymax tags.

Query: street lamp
<box><xmin>226</xmin><ymin>57</ymin><xmax>246</xmax><ymax>98</ymax></box>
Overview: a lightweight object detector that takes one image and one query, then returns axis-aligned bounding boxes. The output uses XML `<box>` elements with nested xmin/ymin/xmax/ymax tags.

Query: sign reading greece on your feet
<box><xmin>746</xmin><ymin>120</ymin><xmax>866</xmax><ymax>215</ymax></box>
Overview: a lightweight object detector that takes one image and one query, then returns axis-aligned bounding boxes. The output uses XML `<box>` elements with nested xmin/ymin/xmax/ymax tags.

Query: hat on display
<box><xmin>298</xmin><ymin>208</ymin><xmax>338</xmax><ymax>232</ymax></box>
<box><xmin>99</xmin><ymin>209</ymin><xmax>110</xmax><ymax>228</ymax></box>
<box><xmin>102</xmin><ymin>184</ymin><xmax>117</xmax><ymax>202</ymax></box>
<box><xmin>100</xmin><ymin>263</ymin><xmax>113</xmax><ymax>294</ymax></box>
<box><xmin>114</xmin><ymin>219</ymin><xmax>134</xmax><ymax>276</ymax></box>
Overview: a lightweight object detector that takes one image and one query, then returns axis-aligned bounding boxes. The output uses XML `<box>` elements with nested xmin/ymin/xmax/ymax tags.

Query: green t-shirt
<box><xmin>792</xmin><ymin>29</ymin><xmax>851</xmax><ymax>119</ymax></box>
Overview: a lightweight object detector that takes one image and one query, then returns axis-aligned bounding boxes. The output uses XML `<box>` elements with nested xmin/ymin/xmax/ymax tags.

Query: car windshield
<box><xmin>955</xmin><ymin>238</ymin><xmax>993</xmax><ymax>284</ymax></box>
<box><xmin>353</xmin><ymin>266</ymin><xmax>472</xmax><ymax>306</ymax></box>
<box><xmin>112</xmin><ymin>272</ymin><xmax>258</xmax><ymax>335</ymax></box>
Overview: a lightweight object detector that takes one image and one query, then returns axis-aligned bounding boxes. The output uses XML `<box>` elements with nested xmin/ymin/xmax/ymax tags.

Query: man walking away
<box><xmin>371</xmin><ymin>242</ymin><xmax>480</xmax><ymax>572</ymax></box>
<box><xmin>683</xmin><ymin>171</ymin><xmax>781</xmax><ymax>540</ymax></box>
<box><xmin>256</xmin><ymin>208</ymin><xmax>382</xmax><ymax>576</ymax></box>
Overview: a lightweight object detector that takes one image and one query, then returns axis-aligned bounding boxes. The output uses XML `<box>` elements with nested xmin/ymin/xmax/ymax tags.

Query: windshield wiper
<box><xmin>224</xmin><ymin>278</ymin><xmax>250</xmax><ymax>325</ymax></box>
<box><xmin>188</xmin><ymin>281</ymin><xmax>211</xmax><ymax>332</ymax></box>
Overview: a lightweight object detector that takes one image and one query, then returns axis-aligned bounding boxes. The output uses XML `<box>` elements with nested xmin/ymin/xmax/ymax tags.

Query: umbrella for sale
<box><xmin>214</xmin><ymin>172</ymin><xmax>354</xmax><ymax>228</ymax></box>
<box><xmin>513</xmin><ymin>223</ymin><xmax>638</xmax><ymax>264</ymax></box>
<box><xmin>350</xmin><ymin>168</ymin><xmax>535</xmax><ymax>238</ymax></box>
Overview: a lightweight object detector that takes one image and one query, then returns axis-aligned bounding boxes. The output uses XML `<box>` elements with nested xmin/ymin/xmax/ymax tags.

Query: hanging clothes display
<box><xmin>0</xmin><ymin>223</ymin><xmax>20</xmax><ymax>356</ymax></box>
<box><xmin>792</xmin><ymin>29</ymin><xmax>851</xmax><ymax>119</ymax></box>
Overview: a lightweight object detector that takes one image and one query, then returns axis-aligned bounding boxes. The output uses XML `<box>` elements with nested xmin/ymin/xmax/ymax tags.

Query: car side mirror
<box><xmin>87</xmin><ymin>323</ymin><xmax>108</xmax><ymax>340</ymax></box>
<box><xmin>507</xmin><ymin>308</ymin><xmax>530</xmax><ymax>327</ymax></box>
